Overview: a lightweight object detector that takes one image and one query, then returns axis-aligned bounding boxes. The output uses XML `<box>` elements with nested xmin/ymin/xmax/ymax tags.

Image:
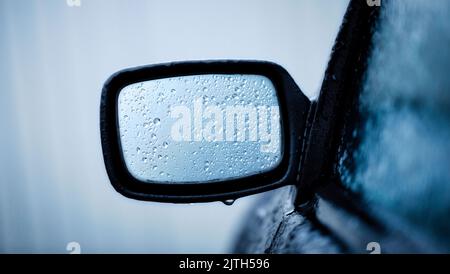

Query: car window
<box><xmin>340</xmin><ymin>0</ymin><xmax>450</xmax><ymax>246</ymax></box>
<box><xmin>0</xmin><ymin>0</ymin><xmax>348</xmax><ymax>253</ymax></box>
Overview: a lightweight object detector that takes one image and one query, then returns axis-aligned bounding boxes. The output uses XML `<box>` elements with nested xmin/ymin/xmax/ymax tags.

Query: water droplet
<box><xmin>163</xmin><ymin>142</ymin><xmax>169</xmax><ymax>148</ymax></box>
<box><xmin>203</xmin><ymin>161</ymin><xmax>211</xmax><ymax>172</ymax></box>
<box><xmin>153</xmin><ymin>118</ymin><xmax>160</xmax><ymax>125</ymax></box>
<box><xmin>223</xmin><ymin>199</ymin><xmax>235</xmax><ymax>206</ymax></box>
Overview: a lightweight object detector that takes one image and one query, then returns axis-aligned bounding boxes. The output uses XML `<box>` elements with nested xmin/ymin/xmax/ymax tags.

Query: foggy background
<box><xmin>0</xmin><ymin>0</ymin><xmax>348</xmax><ymax>253</ymax></box>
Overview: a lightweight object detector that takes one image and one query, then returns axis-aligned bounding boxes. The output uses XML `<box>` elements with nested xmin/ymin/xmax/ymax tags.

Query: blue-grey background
<box><xmin>0</xmin><ymin>0</ymin><xmax>348</xmax><ymax>253</ymax></box>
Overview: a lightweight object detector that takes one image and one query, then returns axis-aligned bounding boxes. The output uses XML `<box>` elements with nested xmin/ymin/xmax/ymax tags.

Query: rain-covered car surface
<box><xmin>340</xmin><ymin>0</ymin><xmax>450</xmax><ymax>248</ymax></box>
<box><xmin>236</xmin><ymin>0</ymin><xmax>450</xmax><ymax>253</ymax></box>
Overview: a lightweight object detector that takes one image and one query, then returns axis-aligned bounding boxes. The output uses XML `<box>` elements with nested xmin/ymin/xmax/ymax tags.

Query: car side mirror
<box><xmin>100</xmin><ymin>60</ymin><xmax>310</xmax><ymax>203</ymax></box>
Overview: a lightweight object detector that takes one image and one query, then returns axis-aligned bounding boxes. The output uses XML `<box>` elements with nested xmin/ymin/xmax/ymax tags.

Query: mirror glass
<box><xmin>117</xmin><ymin>74</ymin><xmax>282</xmax><ymax>183</ymax></box>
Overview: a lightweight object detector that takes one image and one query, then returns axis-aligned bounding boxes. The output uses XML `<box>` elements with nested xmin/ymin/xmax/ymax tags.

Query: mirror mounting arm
<box><xmin>295</xmin><ymin>0</ymin><xmax>381</xmax><ymax>205</ymax></box>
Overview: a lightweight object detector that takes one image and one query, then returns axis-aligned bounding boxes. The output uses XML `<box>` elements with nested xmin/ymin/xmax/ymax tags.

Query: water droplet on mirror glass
<box><xmin>118</xmin><ymin>74</ymin><xmax>281</xmax><ymax>183</ymax></box>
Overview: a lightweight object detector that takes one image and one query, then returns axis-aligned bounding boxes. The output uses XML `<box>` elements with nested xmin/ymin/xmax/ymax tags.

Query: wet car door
<box><xmin>235</xmin><ymin>0</ymin><xmax>450</xmax><ymax>254</ymax></box>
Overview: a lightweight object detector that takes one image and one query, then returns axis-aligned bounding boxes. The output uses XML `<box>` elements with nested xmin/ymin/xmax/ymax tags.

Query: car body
<box><xmin>98</xmin><ymin>0</ymin><xmax>450</xmax><ymax>254</ymax></box>
<box><xmin>235</xmin><ymin>0</ymin><xmax>450</xmax><ymax>254</ymax></box>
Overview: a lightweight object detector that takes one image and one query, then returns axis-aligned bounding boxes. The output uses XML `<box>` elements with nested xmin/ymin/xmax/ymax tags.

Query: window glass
<box><xmin>340</xmin><ymin>0</ymin><xmax>450</xmax><ymax>246</ymax></box>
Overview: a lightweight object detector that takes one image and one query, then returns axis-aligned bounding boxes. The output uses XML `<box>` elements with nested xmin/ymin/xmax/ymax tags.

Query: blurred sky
<box><xmin>0</xmin><ymin>0</ymin><xmax>348</xmax><ymax>253</ymax></box>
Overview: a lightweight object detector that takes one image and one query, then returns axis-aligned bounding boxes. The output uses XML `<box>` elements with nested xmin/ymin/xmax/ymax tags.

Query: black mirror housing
<box><xmin>100</xmin><ymin>60</ymin><xmax>311</xmax><ymax>203</ymax></box>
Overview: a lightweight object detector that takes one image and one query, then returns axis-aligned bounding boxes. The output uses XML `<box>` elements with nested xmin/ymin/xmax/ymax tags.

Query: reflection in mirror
<box><xmin>117</xmin><ymin>74</ymin><xmax>282</xmax><ymax>183</ymax></box>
